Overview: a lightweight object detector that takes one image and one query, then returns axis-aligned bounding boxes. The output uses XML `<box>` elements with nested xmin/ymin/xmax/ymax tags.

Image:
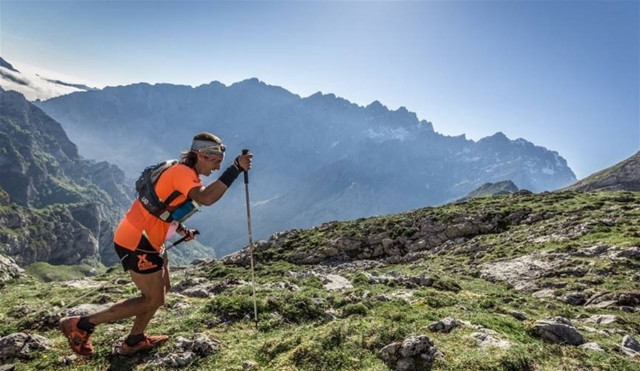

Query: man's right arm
<box><xmin>187</xmin><ymin>181</ymin><xmax>228</xmax><ymax>206</ymax></box>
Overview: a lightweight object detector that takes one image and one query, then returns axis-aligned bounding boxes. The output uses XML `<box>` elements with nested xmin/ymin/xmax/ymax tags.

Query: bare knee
<box><xmin>141</xmin><ymin>291</ymin><xmax>165</xmax><ymax>309</ymax></box>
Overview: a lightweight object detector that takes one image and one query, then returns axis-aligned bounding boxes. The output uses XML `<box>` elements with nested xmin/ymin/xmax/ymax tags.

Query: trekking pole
<box><xmin>241</xmin><ymin>149</ymin><xmax>258</xmax><ymax>328</ymax></box>
<box><xmin>164</xmin><ymin>230</ymin><xmax>200</xmax><ymax>252</ymax></box>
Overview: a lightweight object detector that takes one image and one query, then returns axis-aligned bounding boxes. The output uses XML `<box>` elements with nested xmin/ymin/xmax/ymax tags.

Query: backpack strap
<box><xmin>163</xmin><ymin>190</ymin><xmax>182</xmax><ymax>206</ymax></box>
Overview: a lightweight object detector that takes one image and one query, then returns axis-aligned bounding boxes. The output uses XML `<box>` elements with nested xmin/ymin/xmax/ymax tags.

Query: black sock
<box><xmin>125</xmin><ymin>333</ymin><xmax>145</xmax><ymax>346</ymax></box>
<box><xmin>77</xmin><ymin>316</ymin><xmax>96</xmax><ymax>334</ymax></box>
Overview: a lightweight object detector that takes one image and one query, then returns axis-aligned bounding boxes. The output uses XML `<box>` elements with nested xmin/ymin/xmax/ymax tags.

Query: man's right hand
<box><xmin>234</xmin><ymin>152</ymin><xmax>253</xmax><ymax>171</ymax></box>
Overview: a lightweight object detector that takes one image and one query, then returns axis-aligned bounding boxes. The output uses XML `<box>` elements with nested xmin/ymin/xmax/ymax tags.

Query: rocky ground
<box><xmin>0</xmin><ymin>190</ymin><xmax>639</xmax><ymax>370</ymax></box>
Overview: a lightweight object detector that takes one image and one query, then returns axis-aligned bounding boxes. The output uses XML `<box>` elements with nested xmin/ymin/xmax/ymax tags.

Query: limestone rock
<box><xmin>428</xmin><ymin>317</ymin><xmax>460</xmax><ymax>333</ymax></box>
<box><xmin>321</xmin><ymin>274</ymin><xmax>353</xmax><ymax>291</ymax></box>
<box><xmin>532</xmin><ymin>317</ymin><xmax>584</xmax><ymax>345</ymax></box>
<box><xmin>64</xmin><ymin>303</ymin><xmax>113</xmax><ymax>317</ymax></box>
<box><xmin>560</xmin><ymin>291</ymin><xmax>589</xmax><ymax>306</ymax></box>
<box><xmin>0</xmin><ymin>255</ymin><xmax>24</xmax><ymax>282</ymax></box>
<box><xmin>579</xmin><ymin>342</ymin><xmax>604</xmax><ymax>352</ymax></box>
<box><xmin>582</xmin><ymin>314</ymin><xmax>617</xmax><ymax>325</ymax></box>
<box><xmin>262</xmin><ymin>281</ymin><xmax>300</xmax><ymax>291</ymax></box>
<box><xmin>148</xmin><ymin>333</ymin><xmax>222</xmax><ymax>368</ymax></box>
<box><xmin>621</xmin><ymin>335</ymin><xmax>640</xmax><ymax>357</ymax></box>
<box><xmin>152</xmin><ymin>351</ymin><xmax>196</xmax><ymax>368</ymax></box>
<box><xmin>175</xmin><ymin>333</ymin><xmax>221</xmax><ymax>356</ymax></box>
<box><xmin>480</xmin><ymin>252</ymin><xmax>567</xmax><ymax>291</ymax></box>
<box><xmin>172</xmin><ymin>278</ymin><xmax>247</xmax><ymax>298</ymax></box>
<box><xmin>470</xmin><ymin>332</ymin><xmax>511</xmax><ymax>348</ymax></box>
<box><xmin>585</xmin><ymin>291</ymin><xmax>640</xmax><ymax>308</ymax></box>
<box><xmin>182</xmin><ymin>288</ymin><xmax>212</xmax><ymax>298</ymax></box>
<box><xmin>379</xmin><ymin>335</ymin><xmax>441</xmax><ymax>371</ymax></box>
<box><xmin>507</xmin><ymin>311</ymin><xmax>527</xmax><ymax>321</ymax></box>
<box><xmin>0</xmin><ymin>333</ymin><xmax>50</xmax><ymax>359</ymax></box>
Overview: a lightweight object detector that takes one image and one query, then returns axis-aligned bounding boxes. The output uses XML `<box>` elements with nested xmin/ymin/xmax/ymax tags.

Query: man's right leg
<box><xmin>87</xmin><ymin>269</ymin><xmax>165</xmax><ymax>325</ymax></box>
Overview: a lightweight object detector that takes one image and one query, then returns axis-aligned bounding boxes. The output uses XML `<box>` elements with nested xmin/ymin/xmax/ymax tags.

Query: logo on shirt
<box><xmin>137</xmin><ymin>254</ymin><xmax>158</xmax><ymax>271</ymax></box>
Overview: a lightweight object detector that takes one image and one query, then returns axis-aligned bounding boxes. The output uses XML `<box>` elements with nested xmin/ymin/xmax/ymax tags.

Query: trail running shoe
<box><xmin>115</xmin><ymin>334</ymin><xmax>169</xmax><ymax>355</ymax></box>
<box><xmin>59</xmin><ymin>316</ymin><xmax>94</xmax><ymax>356</ymax></box>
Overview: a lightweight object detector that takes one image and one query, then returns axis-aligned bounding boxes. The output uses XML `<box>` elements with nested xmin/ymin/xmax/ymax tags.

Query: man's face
<box><xmin>197</xmin><ymin>153</ymin><xmax>223</xmax><ymax>176</ymax></box>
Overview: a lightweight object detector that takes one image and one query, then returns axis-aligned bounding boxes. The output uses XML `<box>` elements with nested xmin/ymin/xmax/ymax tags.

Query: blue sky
<box><xmin>1</xmin><ymin>0</ymin><xmax>638</xmax><ymax>179</ymax></box>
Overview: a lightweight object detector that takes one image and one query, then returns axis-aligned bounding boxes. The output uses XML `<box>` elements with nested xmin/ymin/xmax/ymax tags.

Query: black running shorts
<box><xmin>114</xmin><ymin>236</ymin><xmax>164</xmax><ymax>274</ymax></box>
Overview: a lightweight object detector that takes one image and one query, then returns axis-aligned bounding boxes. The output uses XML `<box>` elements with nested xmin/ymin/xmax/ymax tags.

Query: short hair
<box><xmin>193</xmin><ymin>132</ymin><xmax>222</xmax><ymax>144</ymax></box>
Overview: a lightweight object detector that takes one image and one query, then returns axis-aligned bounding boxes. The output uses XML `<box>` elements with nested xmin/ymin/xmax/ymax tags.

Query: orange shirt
<box><xmin>114</xmin><ymin>164</ymin><xmax>202</xmax><ymax>251</ymax></box>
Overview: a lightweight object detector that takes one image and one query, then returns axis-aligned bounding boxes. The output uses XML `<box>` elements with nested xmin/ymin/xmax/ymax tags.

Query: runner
<box><xmin>59</xmin><ymin>132</ymin><xmax>252</xmax><ymax>355</ymax></box>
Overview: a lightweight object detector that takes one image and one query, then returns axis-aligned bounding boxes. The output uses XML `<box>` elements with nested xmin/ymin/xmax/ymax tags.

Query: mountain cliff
<box><xmin>0</xmin><ymin>88</ymin><xmax>128</xmax><ymax>265</ymax></box>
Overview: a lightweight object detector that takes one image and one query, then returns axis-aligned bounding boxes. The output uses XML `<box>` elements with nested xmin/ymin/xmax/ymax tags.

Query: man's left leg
<box><xmin>129</xmin><ymin>259</ymin><xmax>169</xmax><ymax>335</ymax></box>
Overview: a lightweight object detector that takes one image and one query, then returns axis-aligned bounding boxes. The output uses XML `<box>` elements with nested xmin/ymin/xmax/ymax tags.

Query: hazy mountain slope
<box><xmin>456</xmin><ymin>180</ymin><xmax>520</xmax><ymax>202</ymax></box>
<box><xmin>0</xmin><ymin>88</ymin><xmax>128</xmax><ymax>265</ymax></box>
<box><xmin>565</xmin><ymin>151</ymin><xmax>640</xmax><ymax>192</ymax></box>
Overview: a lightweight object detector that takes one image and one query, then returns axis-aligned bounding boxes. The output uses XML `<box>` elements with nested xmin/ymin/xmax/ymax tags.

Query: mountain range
<box><xmin>34</xmin><ymin>78</ymin><xmax>577</xmax><ymax>258</ymax></box>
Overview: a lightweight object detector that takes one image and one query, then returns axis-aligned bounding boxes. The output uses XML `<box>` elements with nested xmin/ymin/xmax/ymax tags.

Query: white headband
<box><xmin>191</xmin><ymin>139</ymin><xmax>225</xmax><ymax>157</ymax></box>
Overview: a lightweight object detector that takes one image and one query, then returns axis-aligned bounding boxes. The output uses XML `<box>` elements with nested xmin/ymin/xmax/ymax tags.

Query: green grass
<box><xmin>25</xmin><ymin>262</ymin><xmax>105</xmax><ymax>282</ymax></box>
<box><xmin>1</xmin><ymin>191</ymin><xmax>639</xmax><ymax>369</ymax></box>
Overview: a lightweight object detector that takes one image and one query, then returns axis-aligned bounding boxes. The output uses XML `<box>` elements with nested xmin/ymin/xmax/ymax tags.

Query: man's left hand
<box><xmin>183</xmin><ymin>228</ymin><xmax>198</xmax><ymax>242</ymax></box>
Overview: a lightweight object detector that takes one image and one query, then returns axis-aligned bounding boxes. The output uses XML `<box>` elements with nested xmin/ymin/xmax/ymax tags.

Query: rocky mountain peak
<box><xmin>365</xmin><ymin>100</ymin><xmax>388</xmax><ymax>115</ymax></box>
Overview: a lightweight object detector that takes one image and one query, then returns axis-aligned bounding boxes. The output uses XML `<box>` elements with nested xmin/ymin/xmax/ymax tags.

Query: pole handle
<box><xmin>167</xmin><ymin>229</ymin><xmax>200</xmax><ymax>250</ymax></box>
<box><xmin>242</xmin><ymin>149</ymin><xmax>250</xmax><ymax>184</ymax></box>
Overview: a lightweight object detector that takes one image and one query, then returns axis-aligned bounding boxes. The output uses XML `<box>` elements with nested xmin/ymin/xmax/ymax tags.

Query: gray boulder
<box><xmin>175</xmin><ymin>333</ymin><xmax>221</xmax><ymax>357</ymax></box>
<box><xmin>151</xmin><ymin>351</ymin><xmax>196</xmax><ymax>368</ymax></box>
<box><xmin>621</xmin><ymin>335</ymin><xmax>640</xmax><ymax>357</ymax></box>
<box><xmin>532</xmin><ymin>317</ymin><xmax>584</xmax><ymax>345</ymax></box>
<box><xmin>379</xmin><ymin>335</ymin><xmax>441</xmax><ymax>371</ymax></box>
<box><xmin>428</xmin><ymin>317</ymin><xmax>460</xmax><ymax>333</ymax></box>
<box><xmin>148</xmin><ymin>333</ymin><xmax>222</xmax><ymax>368</ymax></box>
<box><xmin>0</xmin><ymin>333</ymin><xmax>50</xmax><ymax>359</ymax></box>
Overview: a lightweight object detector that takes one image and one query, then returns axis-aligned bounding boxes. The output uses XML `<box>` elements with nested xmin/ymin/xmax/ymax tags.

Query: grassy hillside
<box><xmin>0</xmin><ymin>191</ymin><xmax>638</xmax><ymax>370</ymax></box>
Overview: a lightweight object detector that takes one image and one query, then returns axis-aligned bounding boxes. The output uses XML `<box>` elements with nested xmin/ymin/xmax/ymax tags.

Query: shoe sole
<box><xmin>114</xmin><ymin>338</ymin><xmax>168</xmax><ymax>356</ymax></box>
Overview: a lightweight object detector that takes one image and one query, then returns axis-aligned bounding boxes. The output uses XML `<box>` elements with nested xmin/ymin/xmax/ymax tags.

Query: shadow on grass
<box><xmin>105</xmin><ymin>348</ymin><xmax>159</xmax><ymax>371</ymax></box>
